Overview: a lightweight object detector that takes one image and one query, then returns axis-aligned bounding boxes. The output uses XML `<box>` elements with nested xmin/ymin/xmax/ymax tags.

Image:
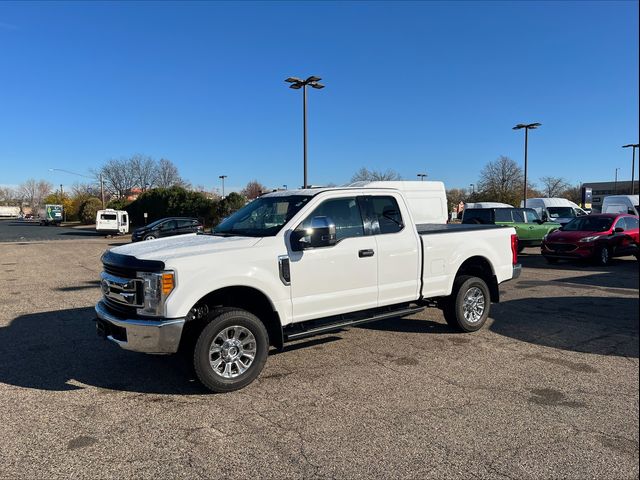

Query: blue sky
<box><xmin>0</xmin><ymin>1</ymin><xmax>638</xmax><ymax>193</ymax></box>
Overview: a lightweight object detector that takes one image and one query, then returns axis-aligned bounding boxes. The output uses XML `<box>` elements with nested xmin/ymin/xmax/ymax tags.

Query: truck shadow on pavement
<box><xmin>0</xmin><ymin>307</ymin><xmax>206</xmax><ymax>394</ymax></box>
<box><xmin>490</xmin><ymin>296</ymin><xmax>639</xmax><ymax>358</ymax></box>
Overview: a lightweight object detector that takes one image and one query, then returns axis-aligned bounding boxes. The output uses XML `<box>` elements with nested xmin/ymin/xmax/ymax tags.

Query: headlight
<box><xmin>137</xmin><ymin>271</ymin><xmax>175</xmax><ymax>316</ymax></box>
<box><xmin>579</xmin><ymin>236</ymin><xmax>600</xmax><ymax>243</ymax></box>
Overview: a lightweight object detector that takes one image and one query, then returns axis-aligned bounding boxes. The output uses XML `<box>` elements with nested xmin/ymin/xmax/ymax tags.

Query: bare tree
<box><xmin>0</xmin><ymin>186</ymin><xmax>18</xmax><ymax>205</ymax></box>
<box><xmin>563</xmin><ymin>184</ymin><xmax>583</xmax><ymax>205</ymax></box>
<box><xmin>539</xmin><ymin>176</ymin><xmax>570</xmax><ymax>198</ymax></box>
<box><xmin>71</xmin><ymin>181</ymin><xmax>101</xmax><ymax>198</ymax></box>
<box><xmin>99</xmin><ymin>158</ymin><xmax>137</xmax><ymax>198</ymax></box>
<box><xmin>241</xmin><ymin>180</ymin><xmax>266</xmax><ymax>200</ymax></box>
<box><xmin>156</xmin><ymin>158</ymin><xmax>184</xmax><ymax>188</ymax></box>
<box><xmin>18</xmin><ymin>179</ymin><xmax>53</xmax><ymax>209</ymax></box>
<box><xmin>476</xmin><ymin>156</ymin><xmax>533</xmax><ymax>206</ymax></box>
<box><xmin>351</xmin><ymin>167</ymin><xmax>402</xmax><ymax>182</ymax></box>
<box><xmin>131</xmin><ymin>154</ymin><xmax>158</xmax><ymax>190</ymax></box>
<box><xmin>446</xmin><ymin>188</ymin><xmax>468</xmax><ymax>208</ymax></box>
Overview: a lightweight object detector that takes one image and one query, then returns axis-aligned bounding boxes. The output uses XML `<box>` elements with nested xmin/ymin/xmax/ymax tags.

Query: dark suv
<box><xmin>131</xmin><ymin>217</ymin><xmax>203</xmax><ymax>242</ymax></box>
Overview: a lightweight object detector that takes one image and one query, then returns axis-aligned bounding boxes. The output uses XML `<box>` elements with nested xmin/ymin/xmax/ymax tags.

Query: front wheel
<box><xmin>143</xmin><ymin>234</ymin><xmax>156</xmax><ymax>241</ymax></box>
<box><xmin>193</xmin><ymin>309</ymin><xmax>269</xmax><ymax>393</ymax></box>
<box><xmin>594</xmin><ymin>246</ymin><xmax>610</xmax><ymax>266</ymax></box>
<box><xmin>443</xmin><ymin>275</ymin><xmax>491</xmax><ymax>332</ymax></box>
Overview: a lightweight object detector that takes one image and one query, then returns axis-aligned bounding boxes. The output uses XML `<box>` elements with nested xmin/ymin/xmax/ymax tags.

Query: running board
<box><xmin>283</xmin><ymin>305</ymin><xmax>424</xmax><ymax>342</ymax></box>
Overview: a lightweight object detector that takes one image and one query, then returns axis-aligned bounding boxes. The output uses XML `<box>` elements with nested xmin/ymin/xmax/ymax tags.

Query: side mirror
<box><xmin>614</xmin><ymin>227</ymin><xmax>624</xmax><ymax>233</ymax></box>
<box><xmin>291</xmin><ymin>216</ymin><xmax>337</xmax><ymax>251</ymax></box>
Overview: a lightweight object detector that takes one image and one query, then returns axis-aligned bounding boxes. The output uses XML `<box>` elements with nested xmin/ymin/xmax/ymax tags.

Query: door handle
<box><xmin>359</xmin><ymin>249</ymin><xmax>375</xmax><ymax>258</ymax></box>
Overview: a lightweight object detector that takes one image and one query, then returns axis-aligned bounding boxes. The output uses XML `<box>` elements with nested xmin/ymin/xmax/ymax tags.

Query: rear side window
<box><xmin>625</xmin><ymin>216</ymin><xmax>639</xmax><ymax>229</ymax></box>
<box><xmin>512</xmin><ymin>209</ymin><xmax>525</xmax><ymax>222</ymax></box>
<box><xmin>462</xmin><ymin>209</ymin><xmax>492</xmax><ymax>224</ymax></box>
<box><xmin>178</xmin><ymin>219</ymin><xmax>194</xmax><ymax>228</ymax></box>
<box><xmin>101</xmin><ymin>214</ymin><xmax>117</xmax><ymax>220</ymax></box>
<box><xmin>370</xmin><ymin>196</ymin><xmax>404</xmax><ymax>234</ymax></box>
<box><xmin>494</xmin><ymin>209</ymin><xmax>512</xmax><ymax>222</ymax></box>
<box><xmin>161</xmin><ymin>220</ymin><xmax>177</xmax><ymax>230</ymax></box>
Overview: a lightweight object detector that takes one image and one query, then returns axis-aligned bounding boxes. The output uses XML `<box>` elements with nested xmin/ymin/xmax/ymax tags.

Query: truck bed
<box><xmin>416</xmin><ymin>223</ymin><xmax>507</xmax><ymax>235</ymax></box>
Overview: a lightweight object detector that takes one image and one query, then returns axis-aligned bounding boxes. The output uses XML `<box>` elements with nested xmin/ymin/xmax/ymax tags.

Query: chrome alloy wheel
<box><xmin>462</xmin><ymin>287</ymin><xmax>485</xmax><ymax>323</ymax></box>
<box><xmin>209</xmin><ymin>326</ymin><xmax>257</xmax><ymax>379</ymax></box>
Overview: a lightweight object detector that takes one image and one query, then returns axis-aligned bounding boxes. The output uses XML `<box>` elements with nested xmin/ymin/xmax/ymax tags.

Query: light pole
<box><xmin>614</xmin><ymin>168</ymin><xmax>620</xmax><ymax>193</ymax></box>
<box><xmin>622</xmin><ymin>144</ymin><xmax>639</xmax><ymax>195</ymax></box>
<box><xmin>49</xmin><ymin>168</ymin><xmax>105</xmax><ymax>209</ymax></box>
<box><xmin>513</xmin><ymin>123</ymin><xmax>541</xmax><ymax>208</ymax></box>
<box><xmin>219</xmin><ymin>175</ymin><xmax>227</xmax><ymax>198</ymax></box>
<box><xmin>470</xmin><ymin>183</ymin><xmax>475</xmax><ymax>194</ymax></box>
<box><xmin>417</xmin><ymin>173</ymin><xmax>427</xmax><ymax>181</ymax></box>
<box><xmin>285</xmin><ymin>75</ymin><xmax>325</xmax><ymax>189</ymax></box>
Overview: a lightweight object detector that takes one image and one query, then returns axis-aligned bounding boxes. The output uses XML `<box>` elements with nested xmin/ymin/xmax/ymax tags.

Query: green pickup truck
<box><xmin>462</xmin><ymin>207</ymin><xmax>561</xmax><ymax>252</ymax></box>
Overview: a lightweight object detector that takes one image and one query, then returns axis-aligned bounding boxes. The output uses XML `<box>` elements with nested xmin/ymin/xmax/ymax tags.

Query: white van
<box><xmin>520</xmin><ymin>198</ymin><xmax>587</xmax><ymax>226</ymax></box>
<box><xmin>601</xmin><ymin>195</ymin><xmax>639</xmax><ymax>216</ymax></box>
<box><xmin>348</xmin><ymin>181</ymin><xmax>448</xmax><ymax>224</ymax></box>
<box><xmin>96</xmin><ymin>209</ymin><xmax>129</xmax><ymax>235</ymax></box>
<box><xmin>465</xmin><ymin>202</ymin><xmax>513</xmax><ymax>209</ymax></box>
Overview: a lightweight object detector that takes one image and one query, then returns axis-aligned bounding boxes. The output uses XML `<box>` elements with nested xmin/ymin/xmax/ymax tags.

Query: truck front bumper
<box><xmin>95</xmin><ymin>301</ymin><xmax>185</xmax><ymax>354</ymax></box>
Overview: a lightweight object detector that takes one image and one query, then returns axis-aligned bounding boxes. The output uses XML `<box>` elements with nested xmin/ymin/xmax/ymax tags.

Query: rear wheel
<box><xmin>193</xmin><ymin>309</ymin><xmax>268</xmax><ymax>393</ymax></box>
<box><xmin>443</xmin><ymin>275</ymin><xmax>491</xmax><ymax>332</ymax></box>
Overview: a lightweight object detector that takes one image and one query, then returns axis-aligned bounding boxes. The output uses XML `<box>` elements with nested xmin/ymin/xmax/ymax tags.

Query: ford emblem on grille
<box><xmin>101</xmin><ymin>279</ymin><xmax>110</xmax><ymax>295</ymax></box>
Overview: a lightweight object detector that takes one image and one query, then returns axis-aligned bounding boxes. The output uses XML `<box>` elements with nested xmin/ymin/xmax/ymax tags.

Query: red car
<box><xmin>541</xmin><ymin>213</ymin><xmax>639</xmax><ymax>265</ymax></box>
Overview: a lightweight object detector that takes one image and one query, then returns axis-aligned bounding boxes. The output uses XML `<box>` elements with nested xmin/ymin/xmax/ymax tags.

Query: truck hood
<box><xmin>110</xmin><ymin>234</ymin><xmax>263</xmax><ymax>262</ymax></box>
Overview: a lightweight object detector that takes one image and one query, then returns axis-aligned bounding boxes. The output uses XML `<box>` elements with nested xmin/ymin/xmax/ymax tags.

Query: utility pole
<box><xmin>614</xmin><ymin>168</ymin><xmax>620</xmax><ymax>193</ymax></box>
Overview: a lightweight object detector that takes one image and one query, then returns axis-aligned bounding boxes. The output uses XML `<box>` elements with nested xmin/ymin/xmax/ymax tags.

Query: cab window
<box><xmin>524</xmin><ymin>210</ymin><xmax>539</xmax><ymax>223</ymax></box>
<box><xmin>370</xmin><ymin>196</ymin><xmax>404</xmax><ymax>234</ymax></box>
<box><xmin>302</xmin><ymin>197</ymin><xmax>364</xmax><ymax>241</ymax></box>
<box><xmin>625</xmin><ymin>216</ymin><xmax>639</xmax><ymax>230</ymax></box>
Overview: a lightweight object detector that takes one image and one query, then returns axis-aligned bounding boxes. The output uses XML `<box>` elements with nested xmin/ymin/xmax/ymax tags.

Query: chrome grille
<box><xmin>100</xmin><ymin>272</ymin><xmax>143</xmax><ymax>309</ymax></box>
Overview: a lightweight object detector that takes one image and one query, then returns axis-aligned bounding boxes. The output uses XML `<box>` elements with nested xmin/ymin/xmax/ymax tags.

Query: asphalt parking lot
<box><xmin>0</xmin><ymin>237</ymin><xmax>638</xmax><ymax>479</ymax></box>
<box><xmin>0</xmin><ymin>218</ymin><xmax>110</xmax><ymax>242</ymax></box>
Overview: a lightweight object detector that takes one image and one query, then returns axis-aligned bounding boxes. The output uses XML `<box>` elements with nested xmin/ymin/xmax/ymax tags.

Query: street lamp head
<box><xmin>622</xmin><ymin>144</ymin><xmax>640</xmax><ymax>148</ymax></box>
<box><xmin>219</xmin><ymin>175</ymin><xmax>227</xmax><ymax>179</ymax></box>
<box><xmin>285</xmin><ymin>77</ymin><xmax>303</xmax><ymax>83</ymax></box>
<box><xmin>513</xmin><ymin>122</ymin><xmax>541</xmax><ymax>130</ymax></box>
<box><xmin>289</xmin><ymin>83</ymin><xmax>303</xmax><ymax>89</ymax></box>
<box><xmin>306</xmin><ymin>76</ymin><xmax>321</xmax><ymax>83</ymax></box>
<box><xmin>310</xmin><ymin>82</ymin><xmax>325</xmax><ymax>89</ymax></box>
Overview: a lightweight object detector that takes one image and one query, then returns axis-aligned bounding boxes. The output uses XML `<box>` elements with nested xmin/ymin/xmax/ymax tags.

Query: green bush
<box><xmin>106</xmin><ymin>198</ymin><xmax>129</xmax><ymax>211</ymax></box>
<box><xmin>78</xmin><ymin>197</ymin><xmax>103</xmax><ymax>224</ymax></box>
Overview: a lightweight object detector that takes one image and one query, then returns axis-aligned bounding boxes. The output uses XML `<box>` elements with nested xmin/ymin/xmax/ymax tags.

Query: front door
<box><xmin>289</xmin><ymin>196</ymin><xmax>378</xmax><ymax>323</ymax></box>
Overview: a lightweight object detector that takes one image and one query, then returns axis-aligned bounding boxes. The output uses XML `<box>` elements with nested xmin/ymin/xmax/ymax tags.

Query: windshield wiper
<box><xmin>211</xmin><ymin>232</ymin><xmax>241</xmax><ymax>237</ymax></box>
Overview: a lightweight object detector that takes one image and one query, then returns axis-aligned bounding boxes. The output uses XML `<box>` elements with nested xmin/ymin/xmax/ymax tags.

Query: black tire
<box><xmin>594</xmin><ymin>246</ymin><xmax>610</xmax><ymax>266</ymax></box>
<box><xmin>443</xmin><ymin>275</ymin><xmax>491</xmax><ymax>332</ymax></box>
<box><xmin>545</xmin><ymin>256</ymin><xmax>559</xmax><ymax>264</ymax></box>
<box><xmin>193</xmin><ymin>309</ymin><xmax>268</xmax><ymax>393</ymax></box>
<box><xmin>143</xmin><ymin>234</ymin><xmax>156</xmax><ymax>241</ymax></box>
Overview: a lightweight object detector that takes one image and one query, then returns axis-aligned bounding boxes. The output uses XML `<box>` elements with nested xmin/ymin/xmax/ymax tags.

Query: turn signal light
<box><xmin>161</xmin><ymin>273</ymin><xmax>175</xmax><ymax>295</ymax></box>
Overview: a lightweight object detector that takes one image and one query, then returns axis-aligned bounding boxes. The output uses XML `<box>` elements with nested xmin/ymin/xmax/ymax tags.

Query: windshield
<box><xmin>563</xmin><ymin>216</ymin><xmax>614</xmax><ymax>232</ymax></box>
<box><xmin>214</xmin><ymin>195</ymin><xmax>312</xmax><ymax>237</ymax></box>
<box><xmin>547</xmin><ymin>207</ymin><xmax>575</xmax><ymax>218</ymax></box>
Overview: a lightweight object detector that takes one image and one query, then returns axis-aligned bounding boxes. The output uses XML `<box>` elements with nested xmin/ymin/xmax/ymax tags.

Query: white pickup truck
<box><xmin>95</xmin><ymin>182</ymin><xmax>521</xmax><ymax>392</ymax></box>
